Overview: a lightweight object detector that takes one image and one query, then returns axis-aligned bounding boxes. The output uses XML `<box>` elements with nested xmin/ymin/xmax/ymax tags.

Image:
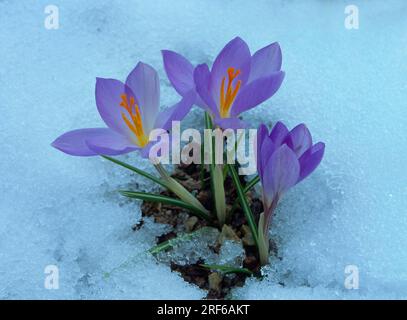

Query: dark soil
<box><xmin>138</xmin><ymin>163</ymin><xmax>273</xmax><ymax>299</ymax></box>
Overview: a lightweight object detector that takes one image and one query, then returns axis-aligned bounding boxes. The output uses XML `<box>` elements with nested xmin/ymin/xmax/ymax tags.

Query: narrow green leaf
<box><xmin>204</xmin><ymin>111</ymin><xmax>213</xmax><ymax>130</ymax></box>
<box><xmin>213</xmin><ymin>164</ymin><xmax>227</xmax><ymax>225</ymax></box>
<box><xmin>228</xmin><ymin>165</ymin><xmax>259</xmax><ymax>248</ymax></box>
<box><xmin>119</xmin><ymin>190</ymin><xmax>212</xmax><ymax>221</ymax></box>
<box><xmin>229</xmin><ymin>174</ymin><xmax>260</xmax><ymax>216</ymax></box>
<box><xmin>243</xmin><ymin>175</ymin><xmax>260</xmax><ymax>193</ymax></box>
<box><xmin>200</xmin><ymin>264</ymin><xmax>253</xmax><ymax>276</ymax></box>
<box><xmin>149</xmin><ymin>232</ymin><xmax>196</xmax><ymax>254</ymax></box>
<box><xmin>101</xmin><ymin>155</ymin><xmax>166</xmax><ymax>188</ymax></box>
<box><xmin>200</xmin><ymin>143</ymin><xmax>206</xmax><ymax>190</ymax></box>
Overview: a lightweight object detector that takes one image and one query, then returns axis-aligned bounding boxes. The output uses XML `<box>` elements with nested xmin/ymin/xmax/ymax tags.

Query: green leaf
<box><xmin>200</xmin><ymin>264</ymin><xmax>253</xmax><ymax>276</ymax></box>
<box><xmin>149</xmin><ymin>231</ymin><xmax>196</xmax><ymax>255</ymax></box>
<box><xmin>229</xmin><ymin>174</ymin><xmax>260</xmax><ymax>216</ymax></box>
<box><xmin>228</xmin><ymin>164</ymin><xmax>259</xmax><ymax>248</ymax></box>
<box><xmin>213</xmin><ymin>164</ymin><xmax>227</xmax><ymax>225</ymax></box>
<box><xmin>243</xmin><ymin>175</ymin><xmax>260</xmax><ymax>193</ymax></box>
<box><xmin>199</xmin><ymin>143</ymin><xmax>206</xmax><ymax>190</ymax></box>
<box><xmin>204</xmin><ymin>111</ymin><xmax>213</xmax><ymax>130</ymax></box>
<box><xmin>119</xmin><ymin>190</ymin><xmax>212</xmax><ymax>222</ymax></box>
<box><xmin>101</xmin><ymin>155</ymin><xmax>166</xmax><ymax>188</ymax></box>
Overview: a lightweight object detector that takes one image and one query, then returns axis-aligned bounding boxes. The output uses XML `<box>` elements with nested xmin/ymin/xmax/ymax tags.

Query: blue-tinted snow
<box><xmin>0</xmin><ymin>0</ymin><xmax>406</xmax><ymax>299</ymax></box>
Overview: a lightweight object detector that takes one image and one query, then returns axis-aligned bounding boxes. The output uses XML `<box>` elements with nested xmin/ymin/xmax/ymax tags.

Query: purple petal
<box><xmin>262</xmin><ymin>144</ymin><xmax>300</xmax><ymax>204</ymax></box>
<box><xmin>231</xmin><ymin>71</ymin><xmax>285</xmax><ymax>117</ymax></box>
<box><xmin>258</xmin><ymin>136</ymin><xmax>276</xmax><ymax>179</ymax></box>
<box><xmin>269</xmin><ymin>121</ymin><xmax>289</xmax><ymax>146</ymax></box>
<box><xmin>125</xmin><ymin>62</ymin><xmax>159</xmax><ymax>133</ymax></box>
<box><xmin>298</xmin><ymin>142</ymin><xmax>325</xmax><ymax>182</ymax></box>
<box><xmin>51</xmin><ymin>128</ymin><xmax>134</xmax><ymax>157</ymax></box>
<box><xmin>154</xmin><ymin>91</ymin><xmax>195</xmax><ymax>131</ymax></box>
<box><xmin>139</xmin><ymin>141</ymin><xmax>155</xmax><ymax>159</ymax></box>
<box><xmin>193</xmin><ymin>64</ymin><xmax>220</xmax><ymax>117</ymax></box>
<box><xmin>85</xmin><ymin>129</ymin><xmax>138</xmax><ymax>156</ymax></box>
<box><xmin>285</xmin><ymin>124</ymin><xmax>312</xmax><ymax>157</ymax></box>
<box><xmin>162</xmin><ymin>50</ymin><xmax>195</xmax><ymax>96</ymax></box>
<box><xmin>249</xmin><ymin>42</ymin><xmax>282</xmax><ymax>83</ymax></box>
<box><xmin>213</xmin><ymin>117</ymin><xmax>246</xmax><ymax>130</ymax></box>
<box><xmin>210</xmin><ymin>37</ymin><xmax>251</xmax><ymax>101</ymax></box>
<box><xmin>95</xmin><ymin>78</ymin><xmax>135</xmax><ymax>137</ymax></box>
<box><xmin>256</xmin><ymin>124</ymin><xmax>268</xmax><ymax>176</ymax></box>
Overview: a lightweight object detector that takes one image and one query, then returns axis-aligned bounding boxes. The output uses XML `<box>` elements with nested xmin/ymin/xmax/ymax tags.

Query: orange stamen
<box><xmin>219</xmin><ymin>67</ymin><xmax>241</xmax><ymax>118</ymax></box>
<box><xmin>119</xmin><ymin>94</ymin><xmax>148</xmax><ymax>147</ymax></box>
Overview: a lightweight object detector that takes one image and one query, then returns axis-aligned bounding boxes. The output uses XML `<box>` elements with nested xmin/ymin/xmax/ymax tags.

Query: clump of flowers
<box><xmin>52</xmin><ymin>37</ymin><xmax>325</xmax><ymax>271</ymax></box>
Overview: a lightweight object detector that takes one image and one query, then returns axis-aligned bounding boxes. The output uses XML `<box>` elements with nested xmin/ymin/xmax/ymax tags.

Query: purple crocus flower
<box><xmin>52</xmin><ymin>62</ymin><xmax>194</xmax><ymax>158</ymax></box>
<box><xmin>256</xmin><ymin>122</ymin><xmax>325</xmax><ymax>265</ymax></box>
<box><xmin>162</xmin><ymin>37</ymin><xmax>285</xmax><ymax>129</ymax></box>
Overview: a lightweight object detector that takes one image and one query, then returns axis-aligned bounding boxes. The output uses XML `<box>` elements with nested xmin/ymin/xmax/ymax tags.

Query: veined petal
<box><xmin>258</xmin><ymin>135</ymin><xmax>276</xmax><ymax>179</ymax></box>
<box><xmin>51</xmin><ymin>128</ymin><xmax>133</xmax><ymax>157</ymax></box>
<box><xmin>125</xmin><ymin>62</ymin><xmax>160</xmax><ymax>133</ymax></box>
<box><xmin>231</xmin><ymin>71</ymin><xmax>285</xmax><ymax>117</ymax></box>
<box><xmin>193</xmin><ymin>64</ymin><xmax>220</xmax><ymax>117</ymax></box>
<box><xmin>154</xmin><ymin>91</ymin><xmax>195</xmax><ymax>131</ymax></box>
<box><xmin>249</xmin><ymin>42</ymin><xmax>282</xmax><ymax>83</ymax></box>
<box><xmin>162</xmin><ymin>50</ymin><xmax>195</xmax><ymax>96</ymax></box>
<box><xmin>262</xmin><ymin>144</ymin><xmax>300</xmax><ymax>205</ymax></box>
<box><xmin>210</xmin><ymin>37</ymin><xmax>251</xmax><ymax>100</ymax></box>
<box><xmin>256</xmin><ymin>124</ymin><xmax>269</xmax><ymax>176</ymax></box>
<box><xmin>85</xmin><ymin>128</ymin><xmax>138</xmax><ymax>156</ymax></box>
<box><xmin>95</xmin><ymin>78</ymin><xmax>135</xmax><ymax>137</ymax></box>
<box><xmin>269</xmin><ymin>121</ymin><xmax>289</xmax><ymax>146</ymax></box>
<box><xmin>214</xmin><ymin>117</ymin><xmax>246</xmax><ymax>130</ymax></box>
<box><xmin>298</xmin><ymin>142</ymin><xmax>325</xmax><ymax>183</ymax></box>
<box><xmin>285</xmin><ymin>123</ymin><xmax>312</xmax><ymax>157</ymax></box>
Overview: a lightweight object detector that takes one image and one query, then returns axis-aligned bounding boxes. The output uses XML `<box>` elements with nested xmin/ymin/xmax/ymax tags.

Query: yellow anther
<box><xmin>219</xmin><ymin>67</ymin><xmax>241</xmax><ymax>118</ymax></box>
<box><xmin>119</xmin><ymin>94</ymin><xmax>148</xmax><ymax>147</ymax></box>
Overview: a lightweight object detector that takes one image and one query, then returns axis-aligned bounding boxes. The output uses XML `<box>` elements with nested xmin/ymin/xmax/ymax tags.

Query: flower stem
<box><xmin>257</xmin><ymin>212</ymin><xmax>270</xmax><ymax>266</ymax></box>
<box><xmin>204</xmin><ymin>112</ymin><xmax>227</xmax><ymax>226</ymax></box>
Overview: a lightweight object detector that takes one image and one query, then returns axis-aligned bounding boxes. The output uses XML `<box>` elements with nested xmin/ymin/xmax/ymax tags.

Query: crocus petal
<box><xmin>95</xmin><ymin>78</ymin><xmax>135</xmax><ymax>137</ymax></box>
<box><xmin>214</xmin><ymin>117</ymin><xmax>246</xmax><ymax>130</ymax></box>
<box><xmin>231</xmin><ymin>71</ymin><xmax>285</xmax><ymax>117</ymax></box>
<box><xmin>285</xmin><ymin>124</ymin><xmax>312</xmax><ymax>157</ymax></box>
<box><xmin>162</xmin><ymin>50</ymin><xmax>195</xmax><ymax>96</ymax></box>
<box><xmin>139</xmin><ymin>141</ymin><xmax>155</xmax><ymax>159</ymax></box>
<box><xmin>256</xmin><ymin>124</ymin><xmax>269</xmax><ymax>176</ymax></box>
<box><xmin>125</xmin><ymin>62</ymin><xmax>159</xmax><ymax>133</ymax></box>
<box><xmin>248</xmin><ymin>42</ymin><xmax>282</xmax><ymax>83</ymax></box>
<box><xmin>298</xmin><ymin>142</ymin><xmax>325</xmax><ymax>182</ymax></box>
<box><xmin>210</xmin><ymin>37</ymin><xmax>251</xmax><ymax>99</ymax></box>
<box><xmin>51</xmin><ymin>128</ymin><xmax>133</xmax><ymax>157</ymax></box>
<box><xmin>85</xmin><ymin>128</ymin><xmax>138</xmax><ymax>156</ymax></box>
<box><xmin>193</xmin><ymin>64</ymin><xmax>220</xmax><ymax>117</ymax></box>
<box><xmin>269</xmin><ymin>121</ymin><xmax>289</xmax><ymax>146</ymax></box>
<box><xmin>153</xmin><ymin>91</ymin><xmax>195</xmax><ymax>131</ymax></box>
<box><xmin>258</xmin><ymin>135</ymin><xmax>276</xmax><ymax>179</ymax></box>
<box><xmin>262</xmin><ymin>144</ymin><xmax>300</xmax><ymax>204</ymax></box>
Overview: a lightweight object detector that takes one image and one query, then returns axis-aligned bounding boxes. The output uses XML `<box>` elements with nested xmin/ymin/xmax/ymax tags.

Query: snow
<box><xmin>0</xmin><ymin>0</ymin><xmax>406</xmax><ymax>299</ymax></box>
